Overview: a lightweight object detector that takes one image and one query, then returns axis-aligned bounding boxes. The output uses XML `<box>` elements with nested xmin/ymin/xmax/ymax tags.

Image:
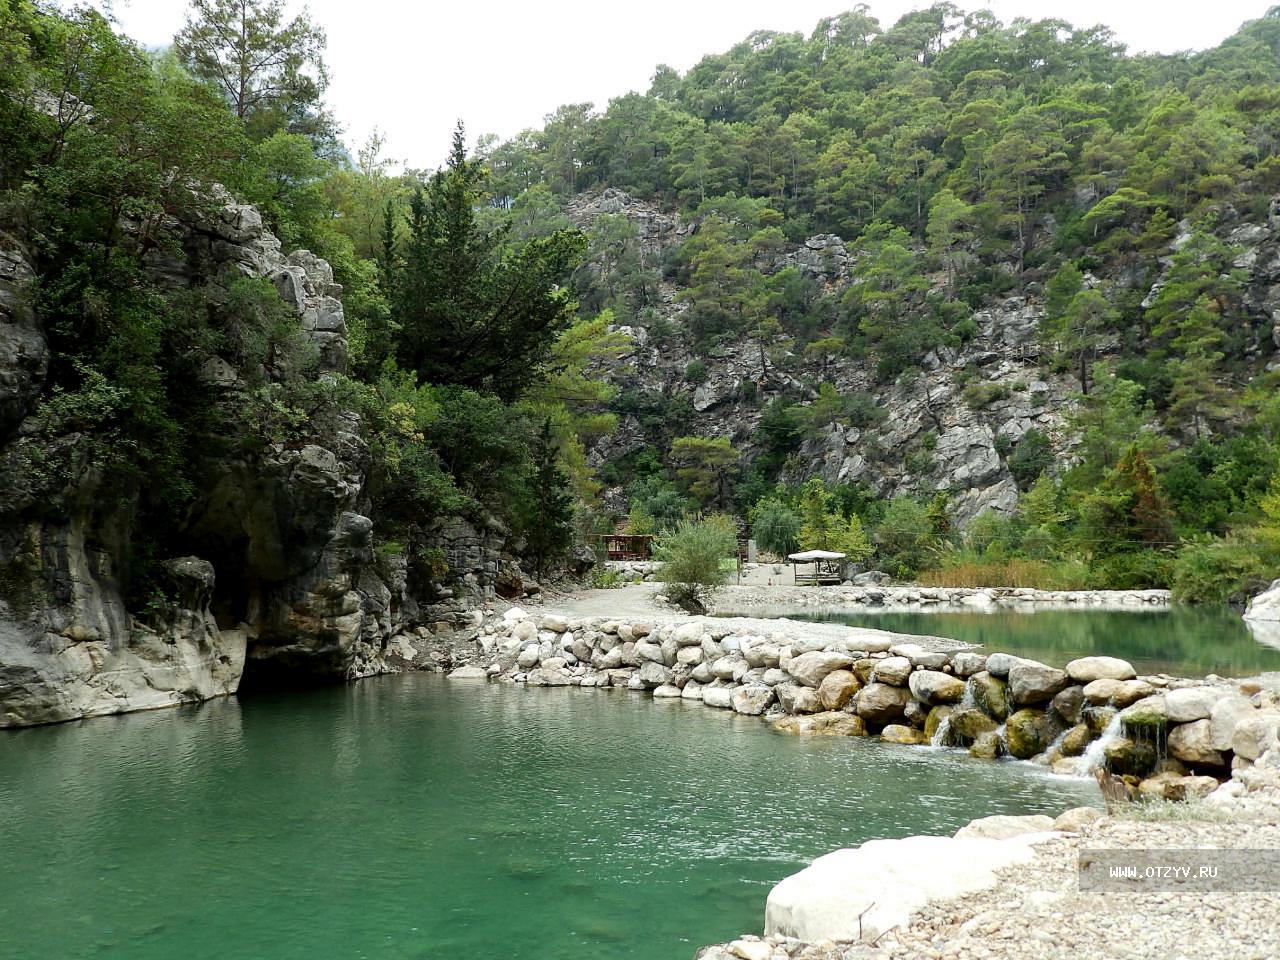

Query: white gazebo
<box><xmin>787</xmin><ymin>550</ymin><xmax>847</xmax><ymax>586</ymax></box>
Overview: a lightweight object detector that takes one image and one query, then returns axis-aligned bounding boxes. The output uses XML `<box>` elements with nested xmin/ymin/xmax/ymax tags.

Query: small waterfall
<box><xmin>1082</xmin><ymin>712</ymin><xmax>1123</xmax><ymax>772</ymax></box>
<box><xmin>930</xmin><ymin>715</ymin><xmax>952</xmax><ymax>747</ymax></box>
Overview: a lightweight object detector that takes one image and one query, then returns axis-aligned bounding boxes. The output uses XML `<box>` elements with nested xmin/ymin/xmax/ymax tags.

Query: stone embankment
<box><xmin>455</xmin><ymin>609</ymin><xmax>1280</xmax><ymax>805</ymax></box>
<box><xmin>711</xmin><ymin>584</ymin><xmax>1171</xmax><ymax>614</ymax></box>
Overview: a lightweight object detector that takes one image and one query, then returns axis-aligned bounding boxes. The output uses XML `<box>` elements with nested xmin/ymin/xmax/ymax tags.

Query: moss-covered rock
<box><xmin>1103</xmin><ymin>737</ymin><xmax>1158</xmax><ymax>777</ymax></box>
<box><xmin>881</xmin><ymin>723</ymin><xmax>929</xmax><ymax>745</ymax></box>
<box><xmin>772</xmin><ymin>711</ymin><xmax>868</xmax><ymax>737</ymax></box>
<box><xmin>967</xmin><ymin>671</ymin><xmax>1008</xmax><ymax>721</ymax></box>
<box><xmin>1059</xmin><ymin>723</ymin><xmax>1092</xmax><ymax>757</ymax></box>
<box><xmin>924</xmin><ymin>704</ymin><xmax>954</xmax><ymax>741</ymax></box>
<box><xmin>969</xmin><ymin>730</ymin><xmax>1003</xmax><ymax>759</ymax></box>
<box><xmin>1119</xmin><ymin>696</ymin><xmax>1168</xmax><ymax>737</ymax></box>
<box><xmin>1084</xmin><ymin>705</ymin><xmax>1117</xmax><ymax>737</ymax></box>
<box><xmin>1006</xmin><ymin>708</ymin><xmax>1046</xmax><ymax>759</ymax></box>
<box><xmin>949</xmin><ymin>707</ymin><xmax>999</xmax><ymax>742</ymax></box>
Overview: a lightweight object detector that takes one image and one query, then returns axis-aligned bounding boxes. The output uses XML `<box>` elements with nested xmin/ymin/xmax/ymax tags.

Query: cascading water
<box><xmin>1082</xmin><ymin>712</ymin><xmax>1124</xmax><ymax>771</ymax></box>
<box><xmin>930</xmin><ymin>682</ymin><xmax>979</xmax><ymax>747</ymax></box>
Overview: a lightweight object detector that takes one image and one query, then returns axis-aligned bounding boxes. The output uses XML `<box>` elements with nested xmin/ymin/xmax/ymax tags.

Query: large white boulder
<box><xmin>765</xmin><ymin>833</ymin><xmax>1048</xmax><ymax>943</ymax></box>
<box><xmin>1244</xmin><ymin>579</ymin><xmax>1280</xmax><ymax>622</ymax></box>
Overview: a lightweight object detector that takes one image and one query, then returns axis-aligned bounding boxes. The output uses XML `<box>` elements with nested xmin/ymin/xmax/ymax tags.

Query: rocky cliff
<box><xmin>0</xmin><ymin>199</ymin><xmax>517</xmax><ymax>727</ymax></box>
<box><xmin>570</xmin><ymin>188</ymin><xmax>1280</xmax><ymax>525</ymax></box>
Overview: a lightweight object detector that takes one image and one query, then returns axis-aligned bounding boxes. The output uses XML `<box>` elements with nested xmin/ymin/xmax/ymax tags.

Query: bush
<box><xmin>1171</xmin><ymin>536</ymin><xmax>1274</xmax><ymax>603</ymax></box>
<box><xmin>920</xmin><ymin>557</ymin><xmax>1091</xmax><ymax>590</ymax></box>
<box><xmin>655</xmin><ymin>515</ymin><xmax>737</xmax><ymax>611</ymax></box>
<box><xmin>873</xmin><ymin>498</ymin><xmax>934</xmax><ymax>577</ymax></box>
<box><xmin>685</xmin><ymin>358</ymin><xmax>708</xmax><ymax>384</ymax></box>
<box><xmin>1007</xmin><ymin>428</ymin><xmax>1054</xmax><ymax>489</ymax></box>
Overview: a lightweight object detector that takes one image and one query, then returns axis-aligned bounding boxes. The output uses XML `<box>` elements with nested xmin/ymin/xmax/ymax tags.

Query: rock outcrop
<box><xmin>0</xmin><ymin>198</ymin><xmax>516</xmax><ymax>726</ymax></box>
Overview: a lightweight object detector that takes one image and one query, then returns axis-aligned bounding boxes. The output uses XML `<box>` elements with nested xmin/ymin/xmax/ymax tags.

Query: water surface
<box><xmin>726</xmin><ymin>606</ymin><xmax>1275</xmax><ymax>678</ymax></box>
<box><xmin>0</xmin><ymin>675</ymin><xmax>1097</xmax><ymax>960</ymax></box>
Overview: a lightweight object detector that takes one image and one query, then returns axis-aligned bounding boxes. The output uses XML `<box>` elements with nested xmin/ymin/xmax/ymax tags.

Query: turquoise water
<box><xmin>728</xmin><ymin>606</ymin><xmax>1277</xmax><ymax>678</ymax></box>
<box><xmin>0</xmin><ymin>675</ymin><xmax>1098</xmax><ymax>960</ymax></box>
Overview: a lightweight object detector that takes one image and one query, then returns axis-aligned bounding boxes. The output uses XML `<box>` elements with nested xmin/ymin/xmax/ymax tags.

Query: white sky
<box><xmin>93</xmin><ymin>0</ymin><xmax>1271</xmax><ymax>169</ymax></box>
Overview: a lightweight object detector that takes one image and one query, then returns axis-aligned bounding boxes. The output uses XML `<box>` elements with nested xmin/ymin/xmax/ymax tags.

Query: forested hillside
<box><xmin>474</xmin><ymin>4</ymin><xmax>1280</xmax><ymax>600</ymax></box>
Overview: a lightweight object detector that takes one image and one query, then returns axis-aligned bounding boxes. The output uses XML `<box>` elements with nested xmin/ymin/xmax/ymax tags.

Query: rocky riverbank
<box><xmin>708</xmin><ymin>583</ymin><xmax>1171</xmax><ymax>614</ymax></box>
<box><xmin>697</xmin><ymin>755</ymin><xmax>1280</xmax><ymax>960</ymax></box>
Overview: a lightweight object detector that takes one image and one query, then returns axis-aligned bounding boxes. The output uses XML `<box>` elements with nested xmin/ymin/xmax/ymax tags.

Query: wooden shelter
<box><xmin>788</xmin><ymin>549</ymin><xmax>847</xmax><ymax>586</ymax></box>
<box><xmin>599</xmin><ymin>534</ymin><xmax>653</xmax><ymax>561</ymax></box>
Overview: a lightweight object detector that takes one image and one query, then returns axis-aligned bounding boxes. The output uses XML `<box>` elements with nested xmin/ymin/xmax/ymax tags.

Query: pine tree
<box><xmin>518</xmin><ymin>420</ymin><xmax>575</xmax><ymax>581</ymax></box>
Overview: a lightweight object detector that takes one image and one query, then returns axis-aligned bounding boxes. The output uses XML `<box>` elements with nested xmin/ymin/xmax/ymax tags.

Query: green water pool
<box><xmin>0</xmin><ymin>674</ymin><xmax>1098</xmax><ymax>960</ymax></box>
<box><xmin>722</xmin><ymin>605</ymin><xmax>1277</xmax><ymax>678</ymax></box>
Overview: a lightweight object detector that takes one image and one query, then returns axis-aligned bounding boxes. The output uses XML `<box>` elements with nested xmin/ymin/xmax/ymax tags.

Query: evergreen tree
<box><xmin>517</xmin><ymin>420</ymin><xmax>575</xmax><ymax>581</ymax></box>
<box><xmin>385</xmin><ymin>125</ymin><xmax>587</xmax><ymax>400</ymax></box>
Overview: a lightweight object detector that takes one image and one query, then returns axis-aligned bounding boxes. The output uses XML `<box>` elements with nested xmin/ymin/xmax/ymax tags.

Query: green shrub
<box><xmin>685</xmin><ymin>359</ymin><xmax>708</xmax><ymax>384</ymax></box>
<box><xmin>1171</xmin><ymin>536</ymin><xmax>1273</xmax><ymax>603</ymax></box>
<box><xmin>655</xmin><ymin>515</ymin><xmax>737</xmax><ymax>610</ymax></box>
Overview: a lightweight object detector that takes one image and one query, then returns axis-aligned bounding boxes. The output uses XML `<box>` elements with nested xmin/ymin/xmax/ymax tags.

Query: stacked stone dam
<box><xmin>466</xmin><ymin>611</ymin><xmax>1280</xmax><ymax>801</ymax></box>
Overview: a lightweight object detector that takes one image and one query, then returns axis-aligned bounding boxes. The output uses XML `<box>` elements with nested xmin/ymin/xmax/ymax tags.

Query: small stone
<box><xmin>881</xmin><ymin>723</ymin><xmax>929</xmax><ymax>745</ymax></box>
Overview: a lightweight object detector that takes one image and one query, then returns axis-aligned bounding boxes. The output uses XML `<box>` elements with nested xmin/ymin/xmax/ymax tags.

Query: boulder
<box><xmin>541</xmin><ymin>614</ymin><xmax>569</xmax><ymax>633</ymax></box>
<box><xmin>953</xmin><ymin>815</ymin><xmax>1055</xmax><ymax>841</ymax></box>
<box><xmin>969</xmin><ymin>730</ymin><xmax>1003</xmax><ymax>759</ymax></box>
<box><xmin>1210</xmin><ymin>694</ymin><xmax>1257</xmax><ymax>751</ymax></box>
<box><xmin>924</xmin><ymin>705</ymin><xmax>954</xmax><ymax>741</ymax></box>
<box><xmin>1164</xmin><ymin>687</ymin><xmax>1219</xmax><ymax>723</ymax></box>
<box><xmin>675</xmin><ymin>622</ymin><xmax>704</xmax><ymax>645</ymax></box>
<box><xmin>851</xmin><ymin>658</ymin><xmax>878</xmax><ymax>684</ymax></box>
<box><xmin>1244</xmin><ymin>578</ymin><xmax>1280</xmax><ymax>621</ymax></box>
<box><xmin>881</xmin><ymin>724</ymin><xmax>929</xmax><ymax>745</ymax></box>
<box><xmin>636</xmin><ymin>641</ymin><xmax>665</xmax><ymax>664</ymax></box>
<box><xmin>949</xmin><ymin>707</ymin><xmax>999</xmax><ymax>742</ymax></box>
<box><xmin>1167</xmin><ymin>719</ymin><xmax>1227</xmax><ymax>767</ymax></box>
<box><xmin>908</xmin><ymin>670</ymin><xmax>966</xmax><ymax>705</ymax></box>
<box><xmin>702</xmin><ymin>686</ymin><xmax>735</xmax><ymax>709</ymax></box>
<box><xmin>984</xmin><ymin>653</ymin><xmax>1027</xmax><ymax>679</ymax></box>
<box><xmin>1053</xmin><ymin>807</ymin><xmax>1104</xmax><ymax>832</ymax></box>
<box><xmin>775</xmin><ymin>683</ymin><xmax>820</xmax><ymax>714</ymax></box>
<box><xmin>870</xmin><ymin>656</ymin><xmax>913</xmax><ymax>686</ymax></box>
<box><xmin>516</xmin><ymin>645</ymin><xmax>540</xmax><ymax>669</ymax></box>
<box><xmin>1103</xmin><ymin>737</ymin><xmax>1157</xmax><ymax>777</ymax></box>
<box><xmin>1231</xmin><ymin>713</ymin><xmax>1280</xmax><ymax>760</ymax></box>
<box><xmin>653</xmin><ymin>684</ymin><xmax>683</xmax><ymax>698</ymax></box>
<box><xmin>1138</xmin><ymin>772</ymin><xmax>1221</xmax><ymax>802</ymax></box>
<box><xmin>681</xmin><ymin>681</ymin><xmax>705</xmax><ymax>701</ymax></box>
<box><xmin>1083</xmin><ymin>678</ymin><xmax>1155</xmax><ymax>707</ymax></box>
<box><xmin>732</xmin><ymin>685</ymin><xmax>776</xmax><ymax>716</ymax></box>
<box><xmin>856</xmin><ymin>683</ymin><xmax>912</xmax><ymax>725</ymax></box>
<box><xmin>711</xmin><ymin>656</ymin><xmax>743</xmax><ymax>681</ymax></box>
<box><xmin>1119</xmin><ymin>695</ymin><xmax>1168</xmax><ymax>735</ymax></box>
<box><xmin>1005</xmin><ymin>708</ymin><xmax>1061</xmax><ymax>760</ymax></box>
<box><xmin>637</xmin><ymin>661</ymin><xmax>670</xmax><ymax>687</ymax></box>
<box><xmin>1008</xmin><ymin>661</ymin><xmax>1069</xmax><ymax>706</ymax></box>
<box><xmin>950</xmin><ymin>652</ymin><xmax>988</xmax><ymax>678</ymax></box>
<box><xmin>773</xmin><ymin>712</ymin><xmax>867</xmax><ymax>737</ymax></box>
<box><xmin>1051</xmin><ymin>686</ymin><xmax>1086</xmax><ymax>725</ymax></box>
<box><xmin>1059</xmin><ymin>723</ymin><xmax>1092</xmax><ymax>757</ymax></box>
<box><xmin>447</xmin><ymin>665</ymin><xmax>488</xmax><ymax>679</ymax></box>
<box><xmin>1065</xmin><ymin>656</ymin><xmax>1136</xmax><ymax>683</ymax></box>
<box><xmin>764</xmin><ymin>835</ymin><xmax>1044</xmax><ymax>944</ymax></box>
<box><xmin>787</xmin><ymin>651</ymin><xmax>855</xmax><ymax>688</ymax></box>
<box><xmin>968</xmin><ymin>672</ymin><xmax>1009</xmax><ymax>721</ymax></box>
<box><xmin>818</xmin><ymin>669</ymin><xmax>860</xmax><ymax>710</ymax></box>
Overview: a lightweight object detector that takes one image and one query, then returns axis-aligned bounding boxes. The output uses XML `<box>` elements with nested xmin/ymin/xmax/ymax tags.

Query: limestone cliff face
<box><xmin>571</xmin><ymin>188</ymin><xmax>1280</xmax><ymax>525</ymax></box>
<box><xmin>0</xmin><ymin>199</ymin><xmax>510</xmax><ymax>727</ymax></box>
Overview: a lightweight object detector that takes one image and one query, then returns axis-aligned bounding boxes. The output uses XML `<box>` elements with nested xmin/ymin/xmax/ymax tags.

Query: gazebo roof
<box><xmin>788</xmin><ymin>550</ymin><xmax>847</xmax><ymax>562</ymax></box>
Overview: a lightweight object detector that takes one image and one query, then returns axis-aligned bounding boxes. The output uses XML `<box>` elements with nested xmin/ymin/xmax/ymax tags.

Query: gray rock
<box><xmin>1164</xmin><ymin>686</ymin><xmax>1220</xmax><ymax>723</ymax></box>
<box><xmin>1007</xmin><ymin>661</ymin><xmax>1069</xmax><ymax>705</ymax></box>
<box><xmin>870</xmin><ymin>656</ymin><xmax>913</xmax><ymax>686</ymax></box>
<box><xmin>1167</xmin><ymin>719</ymin><xmax>1227</xmax><ymax>766</ymax></box>
<box><xmin>732</xmin><ymin>685</ymin><xmax>776</xmax><ymax>715</ymax></box>
<box><xmin>1065</xmin><ymin>656</ymin><xmax>1136</xmax><ymax>683</ymax></box>
<box><xmin>856</xmin><ymin>683</ymin><xmax>912</xmax><ymax>725</ymax></box>
<box><xmin>787</xmin><ymin>651</ymin><xmax>854</xmax><ymax>688</ymax></box>
<box><xmin>908</xmin><ymin>670</ymin><xmax>966</xmax><ymax>705</ymax></box>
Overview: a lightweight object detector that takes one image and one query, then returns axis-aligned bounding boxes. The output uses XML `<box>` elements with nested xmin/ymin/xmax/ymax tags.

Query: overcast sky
<box><xmin>93</xmin><ymin>0</ymin><xmax>1270</xmax><ymax>169</ymax></box>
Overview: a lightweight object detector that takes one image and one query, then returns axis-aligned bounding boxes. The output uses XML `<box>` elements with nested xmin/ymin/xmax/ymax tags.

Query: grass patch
<box><xmin>1114</xmin><ymin>798</ymin><xmax>1234</xmax><ymax>824</ymax></box>
<box><xmin>918</xmin><ymin>558</ymin><xmax>1092</xmax><ymax>590</ymax></box>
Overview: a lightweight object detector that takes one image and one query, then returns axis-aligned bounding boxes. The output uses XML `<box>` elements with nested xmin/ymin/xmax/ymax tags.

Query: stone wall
<box><xmin>465</xmin><ymin>611</ymin><xmax>1280</xmax><ymax>802</ymax></box>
